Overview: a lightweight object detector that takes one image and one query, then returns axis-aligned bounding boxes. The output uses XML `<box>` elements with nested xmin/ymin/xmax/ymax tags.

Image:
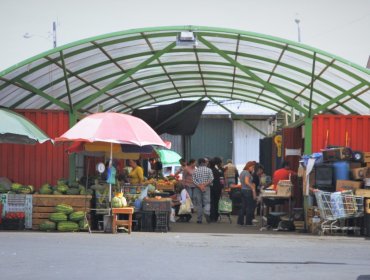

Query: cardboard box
<box><xmin>276</xmin><ymin>180</ymin><xmax>292</xmax><ymax>197</ymax></box>
<box><xmin>365</xmin><ymin>198</ymin><xmax>370</xmax><ymax>214</ymax></box>
<box><xmin>364</xmin><ymin>152</ymin><xmax>370</xmax><ymax>163</ymax></box>
<box><xmin>355</xmin><ymin>189</ymin><xmax>370</xmax><ymax>198</ymax></box>
<box><xmin>336</xmin><ymin>180</ymin><xmax>363</xmax><ymax>192</ymax></box>
<box><xmin>349</xmin><ymin>162</ymin><xmax>362</xmax><ymax>169</ymax></box>
<box><xmin>351</xmin><ymin>167</ymin><xmax>368</xmax><ymax>180</ymax></box>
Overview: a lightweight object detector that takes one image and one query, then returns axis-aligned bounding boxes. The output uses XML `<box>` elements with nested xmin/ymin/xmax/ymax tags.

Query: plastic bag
<box><xmin>218</xmin><ymin>197</ymin><xmax>232</xmax><ymax>213</ymax></box>
<box><xmin>178</xmin><ymin>198</ymin><xmax>192</xmax><ymax>215</ymax></box>
<box><xmin>139</xmin><ymin>186</ymin><xmax>148</xmax><ymax>200</ymax></box>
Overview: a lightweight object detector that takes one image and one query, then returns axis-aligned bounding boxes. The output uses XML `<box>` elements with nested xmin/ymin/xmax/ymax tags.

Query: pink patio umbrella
<box><xmin>55</xmin><ymin>112</ymin><xmax>166</xmax><ymax>204</ymax></box>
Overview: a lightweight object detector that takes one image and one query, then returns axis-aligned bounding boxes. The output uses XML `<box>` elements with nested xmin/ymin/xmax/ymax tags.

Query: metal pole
<box><xmin>53</xmin><ymin>21</ymin><xmax>57</xmax><ymax>48</ymax></box>
<box><xmin>295</xmin><ymin>18</ymin><xmax>301</xmax><ymax>43</ymax></box>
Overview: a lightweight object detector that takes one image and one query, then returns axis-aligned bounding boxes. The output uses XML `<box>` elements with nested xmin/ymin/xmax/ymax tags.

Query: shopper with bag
<box><xmin>171</xmin><ymin>183</ymin><xmax>192</xmax><ymax>222</ymax></box>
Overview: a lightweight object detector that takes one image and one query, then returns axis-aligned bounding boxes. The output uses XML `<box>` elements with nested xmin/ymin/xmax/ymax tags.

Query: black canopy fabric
<box><xmin>133</xmin><ymin>101</ymin><xmax>208</xmax><ymax>136</ymax></box>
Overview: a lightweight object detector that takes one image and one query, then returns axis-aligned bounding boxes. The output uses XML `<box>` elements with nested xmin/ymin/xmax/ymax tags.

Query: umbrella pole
<box><xmin>109</xmin><ymin>142</ymin><xmax>113</xmax><ymax>215</ymax></box>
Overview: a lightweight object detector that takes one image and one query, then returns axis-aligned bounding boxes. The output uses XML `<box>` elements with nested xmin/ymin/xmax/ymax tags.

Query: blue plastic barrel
<box><xmin>333</xmin><ymin>161</ymin><xmax>350</xmax><ymax>181</ymax></box>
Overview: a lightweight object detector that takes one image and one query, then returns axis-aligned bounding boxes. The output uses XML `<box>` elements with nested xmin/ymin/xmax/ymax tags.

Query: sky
<box><xmin>0</xmin><ymin>0</ymin><xmax>369</xmax><ymax>71</ymax></box>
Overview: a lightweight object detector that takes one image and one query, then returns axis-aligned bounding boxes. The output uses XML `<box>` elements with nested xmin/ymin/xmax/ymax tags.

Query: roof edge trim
<box><xmin>1</xmin><ymin>25</ymin><xmax>369</xmax><ymax>77</ymax></box>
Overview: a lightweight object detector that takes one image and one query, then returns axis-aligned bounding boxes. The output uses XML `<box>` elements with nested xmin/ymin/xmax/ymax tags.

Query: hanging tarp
<box><xmin>132</xmin><ymin>101</ymin><xmax>208</xmax><ymax>135</ymax></box>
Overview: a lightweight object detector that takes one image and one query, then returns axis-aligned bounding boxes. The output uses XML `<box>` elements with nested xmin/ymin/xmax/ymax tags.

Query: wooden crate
<box><xmin>32</xmin><ymin>195</ymin><xmax>92</xmax><ymax>230</ymax></box>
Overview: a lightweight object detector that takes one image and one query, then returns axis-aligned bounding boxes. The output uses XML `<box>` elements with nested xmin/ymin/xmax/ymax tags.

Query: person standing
<box><xmin>223</xmin><ymin>159</ymin><xmax>239</xmax><ymax>186</ymax></box>
<box><xmin>181</xmin><ymin>159</ymin><xmax>197</xmax><ymax>201</ymax></box>
<box><xmin>272</xmin><ymin>161</ymin><xmax>297</xmax><ymax>190</ymax></box>
<box><xmin>237</xmin><ymin>161</ymin><xmax>257</xmax><ymax>226</ymax></box>
<box><xmin>192</xmin><ymin>158</ymin><xmax>214</xmax><ymax>224</ymax></box>
<box><xmin>209</xmin><ymin>157</ymin><xmax>224</xmax><ymax>222</ymax></box>
<box><xmin>128</xmin><ymin>159</ymin><xmax>144</xmax><ymax>184</ymax></box>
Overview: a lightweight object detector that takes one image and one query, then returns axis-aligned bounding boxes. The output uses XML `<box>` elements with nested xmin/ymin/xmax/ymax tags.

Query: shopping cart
<box><xmin>218</xmin><ymin>191</ymin><xmax>232</xmax><ymax>224</ymax></box>
<box><xmin>314</xmin><ymin>190</ymin><xmax>364</xmax><ymax>235</ymax></box>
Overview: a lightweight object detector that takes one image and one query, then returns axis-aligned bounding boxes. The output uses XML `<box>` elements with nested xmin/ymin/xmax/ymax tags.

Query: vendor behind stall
<box><xmin>128</xmin><ymin>159</ymin><xmax>144</xmax><ymax>184</ymax></box>
<box><xmin>148</xmin><ymin>158</ymin><xmax>163</xmax><ymax>179</ymax></box>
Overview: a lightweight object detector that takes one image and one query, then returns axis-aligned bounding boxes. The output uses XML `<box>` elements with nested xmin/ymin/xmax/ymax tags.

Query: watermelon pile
<box><xmin>39</xmin><ymin>203</ymin><xmax>89</xmax><ymax>232</ymax></box>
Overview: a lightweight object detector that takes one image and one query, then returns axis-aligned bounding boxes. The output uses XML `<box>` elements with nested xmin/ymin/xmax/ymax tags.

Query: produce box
<box><xmin>336</xmin><ymin>180</ymin><xmax>363</xmax><ymax>192</ymax></box>
<box><xmin>32</xmin><ymin>195</ymin><xmax>91</xmax><ymax>230</ymax></box>
<box><xmin>355</xmin><ymin>189</ymin><xmax>370</xmax><ymax>198</ymax></box>
<box><xmin>142</xmin><ymin>198</ymin><xmax>171</xmax><ymax>212</ymax></box>
<box><xmin>156</xmin><ymin>182</ymin><xmax>175</xmax><ymax>192</ymax></box>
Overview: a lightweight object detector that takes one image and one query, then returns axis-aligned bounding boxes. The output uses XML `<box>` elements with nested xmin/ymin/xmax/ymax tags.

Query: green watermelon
<box><xmin>66</xmin><ymin>188</ymin><xmax>80</xmax><ymax>195</ymax></box>
<box><xmin>56</xmin><ymin>184</ymin><xmax>69</xmax><ymax>194</ymax></box>
<box><xmin>49</xmin><ymin>212</ymin><xmax>68</xmax><ymax>222</ymax></box>
<box><xmin>69</xmin><ymin>211</ymin><xmax>85</xmax><ymax>221</ymax></box>
<box><xmin>40</xmin><ymin>183</ymin><xmax>52</xmax><ymax>194</ymax></box>
<box><xmin>0</xmin><ymin>184</ymin><xmax>7</xmax><ymax>193</ymax></box>
<box><xmin>39</xmin><ymin>221</ymin><xmax>56</xmax><ymax>231</ymax></box>
<box><xmin>11</xmin><ymin>183</ymin><xmax>23</xmax><ymax>193</ymax></box>
<box><xmin>55</xmin><ymin>204</ymin><xmax>74</xmax><ymax>214</ymax></box>
<box><xmin>57</xmin><ymin>221</ymin><xmax>79</xmax><ymax>232</ymax></box>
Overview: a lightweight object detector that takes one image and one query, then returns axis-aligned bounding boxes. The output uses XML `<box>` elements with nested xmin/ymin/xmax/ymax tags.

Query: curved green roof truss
<box><xmin>0</xmin><ymin>25</ymin><xmax>369</xmax><ymax>116</ymax></box>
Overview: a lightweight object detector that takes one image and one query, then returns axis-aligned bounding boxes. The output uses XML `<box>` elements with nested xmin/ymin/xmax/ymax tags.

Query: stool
<box><xmin>112</xmin><ymin>207</ymin><xmax>134</xmax><ymax>234</ymax></box>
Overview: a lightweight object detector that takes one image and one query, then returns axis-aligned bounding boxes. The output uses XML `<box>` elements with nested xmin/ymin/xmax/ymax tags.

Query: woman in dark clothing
<box><xmin>209</xmin><ymin>157</ymin><xmax>224</xmax><ymax>222</ymax></box>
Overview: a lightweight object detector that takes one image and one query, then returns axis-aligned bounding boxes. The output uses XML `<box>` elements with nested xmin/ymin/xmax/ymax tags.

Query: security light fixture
<box><xmin>176</xmin><ymin>31</ymin><xmax>197</xmax><ymax>46</ymax></box>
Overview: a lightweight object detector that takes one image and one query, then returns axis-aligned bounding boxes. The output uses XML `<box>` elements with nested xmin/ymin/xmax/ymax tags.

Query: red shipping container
<box><xmin>312</xmin><ymin>115</ymin><xmax>370</xmax><ymax>153</ymax></box>
<box><xmin>0</xmin><ymin>110</ymin><xmax>70</xmax><ymax>190</ymax></box>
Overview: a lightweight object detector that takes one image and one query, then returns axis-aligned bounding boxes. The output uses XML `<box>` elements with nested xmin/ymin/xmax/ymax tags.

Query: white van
<box><xmin>162</xmin><ymin>164</ymin><xmax>182</xmax><ymax>178</ymax></box>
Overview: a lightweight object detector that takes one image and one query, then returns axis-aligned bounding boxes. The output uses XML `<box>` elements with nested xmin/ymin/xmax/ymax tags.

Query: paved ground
<box><xmin>0</xmin><ymin>226</ymin><xmax>369</xmax><ymax>280</ymax></box>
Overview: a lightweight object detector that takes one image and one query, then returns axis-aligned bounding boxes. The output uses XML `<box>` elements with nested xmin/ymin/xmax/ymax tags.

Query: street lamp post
<box><xmin>295</xmin><ymin>18</ymin><xmax>301</xmax><ymax>43</ymax></box>
<box><xmin>23</xmin><ymin>21</ymin><xmax>57</xmax><ymax>48</ymax></box>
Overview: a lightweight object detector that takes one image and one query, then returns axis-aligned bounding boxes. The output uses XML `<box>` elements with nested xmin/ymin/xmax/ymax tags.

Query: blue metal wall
<box><xmin>190</xmin><ymin>118</ymin><xmax>233</xmax><ymax>162</ymax></box>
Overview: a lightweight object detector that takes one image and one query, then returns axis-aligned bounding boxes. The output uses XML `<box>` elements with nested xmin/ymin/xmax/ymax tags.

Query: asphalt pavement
<box><xmin>0</xmin><ymin>230</ymin><xmax>369</xmax><ymax>280</ymax></box>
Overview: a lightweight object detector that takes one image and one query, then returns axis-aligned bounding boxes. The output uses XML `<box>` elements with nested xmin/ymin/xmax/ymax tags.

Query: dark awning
<box><xmin>132</xmin><ymin>100</ymin><xmax>208</xmax><ymax>135</ymax></box>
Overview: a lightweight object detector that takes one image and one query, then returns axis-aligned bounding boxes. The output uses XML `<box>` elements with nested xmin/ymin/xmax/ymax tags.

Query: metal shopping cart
<box><xmin>314</xmin><ymin>190</ymin><xmax>364</xmax><ymax>235</ymax></box>
<box><xmin>218</xmin><ymin>190</ymin><xmax>233</xmax><ymax>224</ymax></box>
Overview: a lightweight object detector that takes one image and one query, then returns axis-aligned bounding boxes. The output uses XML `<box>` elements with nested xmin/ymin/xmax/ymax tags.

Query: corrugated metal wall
<box><xmin>0</xmin><ymin>110</ymin><xmax>70</xmax><ymax>189</ymax></box>
<box><xmin>233</xmin><ymin>120</ymin><xmax>269</xmax><ymax>172</ymax></box>
<box><xmin>160</xmin><ymin>133</ymin><xmax>183</xmax><ymax>156</ymax></box>
<box><xmin>190</xmin><ymin>118</ymin><xmax>233</xmax><ymax>162</ymax></box>
<box><xmin>312</xmin><ymin>115</ymin><xmax>370</xmax><ymax>152</ymax></box>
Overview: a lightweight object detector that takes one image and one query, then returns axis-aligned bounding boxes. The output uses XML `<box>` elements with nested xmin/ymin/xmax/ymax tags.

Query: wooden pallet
<box><xmin>32</xmin><ymin>195</ymin><xmax>92</xmax><ymax>230</ymax></box>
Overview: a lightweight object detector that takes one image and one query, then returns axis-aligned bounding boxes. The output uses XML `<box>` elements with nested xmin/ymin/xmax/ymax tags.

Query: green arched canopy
<box><xmin>0</xmin><ymin>25</ymin><xmax>368</xmax><ymax>119</ymax></box>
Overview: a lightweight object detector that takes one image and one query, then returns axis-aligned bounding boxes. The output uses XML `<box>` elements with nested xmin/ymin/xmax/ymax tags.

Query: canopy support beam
<box><xmin>154</xmin><ymin>97</ymin><xmax>204</xmax><ymax>131</ymax></box>
<box><xmin>60</xmin><ymin>51</ymin><xmax>74</xmax><ymax>113</ymax></box>
<box><xmin>15</xmin><ymin>79</ymin><xmax>70</xmax><ymax>110</ymax></box>
<box><xmin>312</xmin><ymin>83</ymin><xmax>368</xmax><ymax>115</ymax></box>
<box><xmin>209</xmin><ymin>97</ymin><xmax>267</xmax><ymax>136</ymax></box>
<box><xmin>74</xmin><ymin>42</ymin><xmax>176</xmax><ymax>110</ymax></box>
<box><xmin>68</xmin><ymin>110</ymin><xmax>78</xmax><ymax>184</ymax></box>
<box><xmin>198</xmin><ymin>35</ymin><xmax>308</xmax><ymax>115</ymax></box>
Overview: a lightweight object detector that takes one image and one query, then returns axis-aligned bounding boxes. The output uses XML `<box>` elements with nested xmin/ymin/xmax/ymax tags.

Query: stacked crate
<box><xmin>1</xmin><ymin>194</ymin><xmax>32</xmax><ymax>229</ymax></box>
<box><xmin>32</xmin><ymin>195</ymin><xmax>92</xmax><ymax>230</ymax></box>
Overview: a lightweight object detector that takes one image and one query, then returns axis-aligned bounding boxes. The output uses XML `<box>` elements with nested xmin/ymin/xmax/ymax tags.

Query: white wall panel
<box><xmin>233</xmin><ymin>120</ymin><xmax>269</xmax><ymax>173</ymax></box>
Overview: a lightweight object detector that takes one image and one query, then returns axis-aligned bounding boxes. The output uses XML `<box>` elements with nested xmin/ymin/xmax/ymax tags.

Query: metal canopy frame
<box><xmin>0</xmin><ymin>26</ymin><xmax>369</xmax><ymax>148</ymax></box>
